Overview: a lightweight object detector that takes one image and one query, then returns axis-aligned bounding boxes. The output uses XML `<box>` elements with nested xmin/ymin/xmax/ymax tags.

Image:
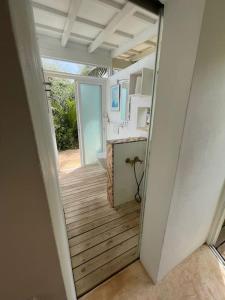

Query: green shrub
<box><xmin>49</xmin><ymin>78</ymin><xmax>78</xmax><ymax>151</ymax></box>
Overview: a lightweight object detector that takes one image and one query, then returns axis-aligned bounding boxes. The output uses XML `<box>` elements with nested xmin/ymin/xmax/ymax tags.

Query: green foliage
<box><xmin>50</xmin><ymin>78</ymin><xmax>78</xmax><ymax>151</ymax></box>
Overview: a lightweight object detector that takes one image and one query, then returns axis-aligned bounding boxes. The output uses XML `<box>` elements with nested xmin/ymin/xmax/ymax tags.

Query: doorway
<box><xmin>45</xmin><ymin>75</ymin><xmax>81</xmax><ymax>172</ymax></box>
<box><xmin>45</xmin><ymin>73</ymin><xmax>106</xmax><ymax>173</ymax></box>
<box><xmin>34</xmin><ymin>0</ymin><xmax>162</xmax><ymax>296</ymax></box>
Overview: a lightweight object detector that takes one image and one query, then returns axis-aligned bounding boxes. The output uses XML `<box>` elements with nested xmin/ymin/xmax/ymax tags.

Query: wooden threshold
<box><xmin>60</xmin><ymin>164</ymin><xmax>140</xmax><ymax>297</ymax></box>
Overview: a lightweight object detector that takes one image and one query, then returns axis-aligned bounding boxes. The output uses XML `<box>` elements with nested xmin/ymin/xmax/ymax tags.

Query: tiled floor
<box><xmin>81</xmin><ymin>245</ymin><xmax>225</xmax><ymax>300</ymax></box>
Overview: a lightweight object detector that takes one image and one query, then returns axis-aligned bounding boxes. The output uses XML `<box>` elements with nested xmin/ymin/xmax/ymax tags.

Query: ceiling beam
<box><xmin>127</xmin><ymin>49</ymin><xmax>140</xmax><ymax>55</ymax></box>
<box><xmin>112</xmin><ymin>58</ymin><xmax>132</xmax><ymax>69</ymax></box>
<box><xmin>145</xmin><ymin>39</ymin><xmax>157</xmax><ymax>46</ymax></box>
<box><xmin>32</xmin><ymin>1</ymin><xmax>134</xmax><ymax>40</ymax></box>
<box><xmin>92</xmin><ymin>0</ymin><xmax>123</xmax><ymax>10</ymax></box>
<box><xmin>36</xmin><ymin>23</ymin><xmax>63</xmax><ymax>34</ymax></box>
<box><xmin>77</xmin><ymin>16</ymin><xmax>104</xmax><ymax>29</ymax></box>
<box><xmin>88</xmin><ymin>2</ymin><xmax>137</xmax><ymax>53</ymax></box>
<box><xmin>112</xmin><ymin>24</ymin><xmax>157</xmax><ymax>58</ymax></box>
<box><xmin>32</xmin><ymin>0</ymin><xmax>157</xmax><ymax>28</ymax></box>
<box><xmin>129</xmin><ymin>0</ymin><xmax>163</xmax><ymax>15</ymax></box>
<box><xmin>130</xmin><ymin>46</ymin><xmax>155</xmax><ymax>61</ymax></box>
<box><xmin>133</xmin><ymin>11</ymin><xmax>157</xmax><ymax>24</ymax></box>
<box><xmin>92</xmin><ymin>0</ymin><xmax>157</xmax><ymax>24</ymax></box>
<box><xmin>61</xmin><ymin>0</ymin><xmax>82</xmax><ymax>47</ymax></box>
<box><xmin>77</xmin><ymin>17</ymin><xmax>134</xmax><ymax>39</ymax></box>
<box><xmin>35</xmin><ymin>23</ymin><xmax>118</xmax><ymax>48</ymax></box>
<box><xmin>32</xmin><ymin>1</ymin><xmax>67</xmax><ymax>17</ymax></box>
<box><xmin>37</xmin><ymin>34</ymin><xmax>112</xmax><ymax>67</ymax></box>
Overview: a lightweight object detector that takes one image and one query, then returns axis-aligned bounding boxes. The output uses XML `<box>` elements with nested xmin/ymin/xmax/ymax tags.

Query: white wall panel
<box><xmin>140</xmin><ymin>0</ymin><xmax>206</xmax><ymax>282</ymax></box>
<box><xmin>158</xmin><ymin>0</ymin><xmax>225</xmax><ymax>280</ymax></box>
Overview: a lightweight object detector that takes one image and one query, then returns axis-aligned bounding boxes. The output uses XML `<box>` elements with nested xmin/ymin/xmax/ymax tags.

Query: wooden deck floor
<box><xmin>59</xmin><ymin>164</ymin><xmax>140</xmax><ymax>297</ymax></box>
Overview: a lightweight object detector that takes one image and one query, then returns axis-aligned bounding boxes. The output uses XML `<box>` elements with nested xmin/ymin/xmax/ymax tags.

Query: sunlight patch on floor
<box><xmin>58</xmin><ymin>149</ymin><xmax>81</xmax><ymax>172</ymax></box>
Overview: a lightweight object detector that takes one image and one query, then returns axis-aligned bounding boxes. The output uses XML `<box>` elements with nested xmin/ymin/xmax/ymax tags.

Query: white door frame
<box><xmin>138</xmin><ymin>9</ymin><xmax>164</xmax><ymax>255</ymax></box>
<box><xmin>43</xmin><ymin>72</ymin><xmax>59</xmax><ymax>169</ymax></box>
<box><xmin>207</xmin><ymin>181</ymin><xmax>225</xmax><ymax>245</ymax></box>
<box><xmin>45</xmin><ymin>71</ymin><xmax>107</xmax><ymax>167</ymax></box>
<box><xmin>76</xmin><ymin>77</ymin><xmax>106</xmax><ymax>166</ymax></box>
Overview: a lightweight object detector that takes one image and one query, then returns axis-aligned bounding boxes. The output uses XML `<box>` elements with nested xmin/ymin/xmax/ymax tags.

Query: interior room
<box><xmin>4</xmin><ymin>0</ymin><xmax>225</xmax><ymax>299</ymax></box>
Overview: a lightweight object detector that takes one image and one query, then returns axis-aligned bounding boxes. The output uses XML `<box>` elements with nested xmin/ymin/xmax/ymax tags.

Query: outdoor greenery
<box><xmin>50</xmin><ymin>78</ymin><xmax>78</xmax><ymax>151</ymax></box>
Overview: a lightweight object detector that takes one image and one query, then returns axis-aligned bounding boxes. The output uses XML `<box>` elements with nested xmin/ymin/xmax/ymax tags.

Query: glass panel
<box><xmin>79</xmin><ymin>83</ymin><xmax>103</xmax><ymax>165</ymax></box>
<box><xmin>120</xmin><ymin>82</ymin><xmax>129</xmax><ymax>121</ymax></box>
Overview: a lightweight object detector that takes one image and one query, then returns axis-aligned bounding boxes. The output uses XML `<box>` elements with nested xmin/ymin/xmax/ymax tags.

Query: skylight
<box><xmin>41</xmin><ymin>57</ymin><xmax>95</xmax><ymax>75</ymax></box>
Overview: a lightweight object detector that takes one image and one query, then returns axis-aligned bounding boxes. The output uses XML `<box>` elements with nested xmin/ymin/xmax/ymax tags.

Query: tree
<box><xmin>49</xmin><ymin>78</ymin><xmax>78</xmax><ymax>151</ymax></box>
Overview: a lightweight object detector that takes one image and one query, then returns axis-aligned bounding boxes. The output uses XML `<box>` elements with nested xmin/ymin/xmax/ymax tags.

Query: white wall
<box><xmin>114</xmin><ymin>140</ymin><xmax>146</xmax><ymax>206</ymax></box>
<box><xmin>107</xmin><ymin>54</ymin><xmax>155</xmax><ymax>140</ymax></box>
<box><xmin>158</xmin><ymin>0</ymin><xmax>225</xmax><ymax>279</ymax></box>
<box><xmin>8</xmin><ymin>0</ymin><xmax>76</xmax><ymax>299</ymax></box>
<box><xmin>140</xmin><ymin>0</ymin><xmax>206</xmax><ymax>282</ymax></box>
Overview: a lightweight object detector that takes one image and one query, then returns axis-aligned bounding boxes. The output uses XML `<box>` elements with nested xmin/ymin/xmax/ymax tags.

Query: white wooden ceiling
<box><xmin>32</xmin><ymin>0</ymin><xmax>159</xmax><ymax>63</ymax></box>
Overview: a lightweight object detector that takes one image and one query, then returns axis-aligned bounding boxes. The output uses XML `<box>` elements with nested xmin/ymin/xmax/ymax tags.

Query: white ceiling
<box><xmin>32</xmin><ymin>0</ymin><xmax>159</xmax><ymax>62</ymax></box>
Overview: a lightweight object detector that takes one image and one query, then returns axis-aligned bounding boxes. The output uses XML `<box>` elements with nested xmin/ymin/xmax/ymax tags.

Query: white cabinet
<box><xmin>129</xmin><ymin>68</ymin><xmax>154</xmax><ymax>96</ymax></box>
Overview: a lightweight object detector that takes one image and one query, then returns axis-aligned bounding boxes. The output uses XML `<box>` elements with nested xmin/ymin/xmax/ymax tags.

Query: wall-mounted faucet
<box><xmin>125</xmin><ymin>156</ymin><xmax>143</xmax><ymax>166</ymax></box>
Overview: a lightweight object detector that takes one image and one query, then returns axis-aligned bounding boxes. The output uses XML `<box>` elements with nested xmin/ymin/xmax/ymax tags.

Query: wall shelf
<box><xmin>137</xmin><ymin>107</ymin><xmax>151</xmax><ymax>130</ymax></box>
<box><xmin>129</xmin><ymin>68</ymin><xmax>154</xmax><ymax>96</ymax></box>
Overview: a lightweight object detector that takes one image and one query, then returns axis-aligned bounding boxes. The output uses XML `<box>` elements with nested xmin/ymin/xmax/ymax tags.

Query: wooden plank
<box><xmin>64</xmin><ymin>200</ymin><xmax>108</xmax><ymax>216</ymax></box>
<box><xmin>61</xmin><ymin>171</ymin><xmax>106</xmax><ymax>181</ymax></box>
<box><xmin>61</xmin><ymin>175</ymin><xmax>105</xmax><ymax>185</ymax></box>
<box><xmin>61</xmin><ymin>177</ymin><xmax>107</xmax><ymax>190</ymax></box>
<box><xmin>62</xmin><ymin>180</ymin><xmax>106</xmax><ymax>189</ymax></box>
<box><xmin>65</xmin><ymin>205</ymin><xmax>112</xmax><ymax>224</ymax></box>
<box><xmin>61</xmin><ymin>183</ymin><xmax>106</xmax><ymax>198</ymax></box>
<box><xmin>64</xmin><ymin>199</ymin><xmax>107</xmax><ymax>213</ymax></box>
<box><xmin>68</xmin><ymin>211</ymin><xmax>139</xmax><ymax>242</ymax></box>
<box><xmin>61</xmin><ymin>183</ymin><xmax>107</xmax><ymax>194</ymax></box>
<box><xmin>112</xmin><ymin>25</ymin><xmax>158</xmax><ymax>58</ymax></box>
<box><xmin>65</xmin><ymin>203</ymin><xmax>109</xmax><ymax>219</ymax></box>
<box><xmin>63</xmin><ymin>190</ymin><xmax>106</xmax><ymax>201</ymax></box>
<box><xmin>61</xmin><ymin>172</ymin><xmax>104</xmax><ymax>183</ymax></box>
<box><xmin>62</xmin><ymin>185</ymin><xmax>106</xmax><ymax>198</ymax></box>
<box><xmin>71</xmin><ymin>226</ymin><xmax>139</xmax><ymax>266</ymax></box>
<box><xmin>75</xmin><ymin>247</ymin><xmax>138</xmax><ymax>297</ymax></box>
<box><xmin>88</xmin><ymin>2</ymin><xmax>136</xmax><ymax>53</ymax></box>
<box><xmin>60</xmin><ymin>165</ymin><xmax>141</xmax><ymax>296</ymax></box>
<box><xmin>69</xmin><ymin>218</ymin><xmax>139</xmax><ymax>255</ymax></box>
<box><xmin>62</xmin><ymin>190</ymin><xmax>106</xmax><ymax>204</ymax></box>
<box><xmin>60</xmin><ymin>172</ymin><xmax>106</xmax><ymax>183</ymax></box>
<box><xmin>67</xmin><ymin>203</ymin><xmax>139</xmax><ymax>235</ymax></box>
<box><xmin>63</xmin><ymin>193</ymin><xmax>106</xmax><ymax>207</ymax></box>
<box><xmin>64</xmin><ymin>195</ymin><xmax>107</xmax><ymax>212</ymax></box>
<box><xmin>66</xmin><ymin>201</ymin><xmax>139</xmax><ymax>232</ymax></box>
<box><xmin>60</xmin><ymin>167</ymin><xmax>105</xmax><ymax>180</ymax></box>
<box><xmin>73</xmin><ymin>235</ymin><xmax>138</xmax><ymax>279</ymax></box>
